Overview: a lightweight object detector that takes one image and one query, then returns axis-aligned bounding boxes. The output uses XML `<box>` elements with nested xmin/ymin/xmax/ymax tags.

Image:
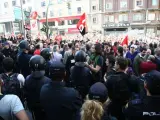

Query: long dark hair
<box><xmin>95</xmin><ymin>43</ymin><xmax>102</xmax><ymax>55</ymax></box>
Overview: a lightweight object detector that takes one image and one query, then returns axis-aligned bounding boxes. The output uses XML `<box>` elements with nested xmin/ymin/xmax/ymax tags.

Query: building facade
<box><xmin>0</xmin><ymin>0</ymin><xmax>34</xmax><ymax>36</ymax></box>
<box><xmin>103</xmin><ymin>0</ymin><xmax>160</xmax><ymax>36</ymax></box>
<box><xmin>38</xmin><ymin>0</ymin><xmax>90</xmax><ymax>35</ymax></box>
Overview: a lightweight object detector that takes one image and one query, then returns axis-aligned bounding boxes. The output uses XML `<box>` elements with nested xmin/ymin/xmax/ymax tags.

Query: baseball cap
<box><xmin>49</xmin><ymin>61</ymin><xmax>65</xmax><ymax>78</ymax></box>
<box><xmin>131</xmin><ymin>44</ymin><xmax>137</xmax><ymax>49</ymax></box>
<box><xmin>88</xmin><ymin>82</ymin><xmax>108</xmax><ymax>103</ymax></box>
<box><xmin>144</xmin><ymin>70</ymin><xmax>160</xmax><ymax>95</ymax></box>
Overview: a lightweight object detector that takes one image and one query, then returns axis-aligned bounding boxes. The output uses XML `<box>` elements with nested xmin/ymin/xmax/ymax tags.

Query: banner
<box><xmin>77</xmin><ymin>13</ymin><xmax>87</xmax><ymax>36</ymax></box>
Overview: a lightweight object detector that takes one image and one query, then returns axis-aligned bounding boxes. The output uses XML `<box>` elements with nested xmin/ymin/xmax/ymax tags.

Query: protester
<box><xmin>140</xmin><ymin>55</ymin><xmax>157</xmax><ymax>75</ymax></box>
<box><xmin>105</xmin><ymin>57</ymin><xmax>139</xmax><ymax>120</ymax></box>
<box><xmin>133</xmin><ymin>47</ymin><xmax>147</xmax><ymax>76</ymax></box>
<box><xmin>0</xmin><ymin>78</ymin><xmax>29</xmax><ymax>120</ymax></box>
<box><xmin>2</xmin><ymin>42</ymin><xmax>11</xmax><ymax>57</ymax></box>
<box><xmin>51</xmin><ymin>45</ymin><xmax>62</xmax><ymax>62</ymax></box>
<box><xmin>1</xmin><ymin>57</ymin><xmax>25</xmax><ymax>101</ymax></box>
<box><xmin>87</xmin><ymin>43</ymin><xmax>104</xmax><ymax>83</ymax></box>
<box><xmin>126</xmin><ymin>44</ymin><xmax>138</xmax><ymax>66</ymax></box>
<box><xmin>34</xmin><ymin>44</ymin><xmax>41</xmax><ymax>55</ymax></box>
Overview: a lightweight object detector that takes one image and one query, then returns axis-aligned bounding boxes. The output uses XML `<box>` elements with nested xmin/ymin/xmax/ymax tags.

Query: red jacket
<box><xmin>34</xmin><ymin>49</ymin><xmax>40</xmax><ymax>55</ymax></box>
<box><xmin>140</xmin><ymin>61</ymin><xmax>157</xmax><ymax>74</ymax></box>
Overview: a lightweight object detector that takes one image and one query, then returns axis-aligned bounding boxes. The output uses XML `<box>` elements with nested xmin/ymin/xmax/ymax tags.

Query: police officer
<box><xmin>24</xmin><ymin>55</ymin><xmax>51</xmax><ymax>120</ymax></box>
<box><xmin>70</xmin><ymin>50</ymin><xmax>93</xmax><ymax>99</ymax></box>
<box><xmin>40</xmin><ymin>48</ymin><xmax>52</xmax><ymax>78</ymax></box>
<box><xmin>124</xmin><ymin>70</ymin><xmax>160</xmax><ymax>120</ymax></box>
<box><xmin>40</xmin><ymin>61</ymin><xmax>82</xmax><ymax>120</ymax></box>
<box><xmin>18</xmin><ymin>40</ymin><xmax>32</xmax><ymax>78</ymax></box>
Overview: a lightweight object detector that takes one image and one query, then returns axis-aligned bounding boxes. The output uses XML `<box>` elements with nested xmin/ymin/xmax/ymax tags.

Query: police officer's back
<box><xmin>18</xmin><ymin>40</ymin><xmax>32</xmax><ymax>78</ymax></box>
<box><xmin>124</xmin><ymin>70</ymin><xmax>160</xmax><ymax>120</ymax></box>
<box><xmin>70</xmin><ymin>50</ymin><xmax>93</xmax><ymax>99</ymax></box>
<box><xmin>40</xmin><ymin>61</ymin><xmax>82</xmax><ymax>120</ymax></box>
<box><xmin>24</xmin><ymin>55</ymin><xmax>51</xmax><ymax>120</ymax></box>
<box><xmin>40</xmin><ymin>48</ymin><xmax>52</xmax><ymax>78</ymax></box>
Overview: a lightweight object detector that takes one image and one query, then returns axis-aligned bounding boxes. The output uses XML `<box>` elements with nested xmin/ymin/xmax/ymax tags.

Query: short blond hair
<box><xmin>81</xmin><ymin>100</ymin><xmax>104</xmax><ymax>120</ymax></box>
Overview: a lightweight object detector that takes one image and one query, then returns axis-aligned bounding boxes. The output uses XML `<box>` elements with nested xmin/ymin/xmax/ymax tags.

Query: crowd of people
<box><xmin>0</xmin><ymin>35</ymin><xmax>160</xmax><ymax>120</ymax></box>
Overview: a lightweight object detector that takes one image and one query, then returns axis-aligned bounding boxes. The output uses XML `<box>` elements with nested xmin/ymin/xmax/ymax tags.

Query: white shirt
<box><xmin>0</xmin><ymin>95</ymin><xmax>24</xmax><ymax>120</ymax></box>
<box><xmin>51</xmin><ymin>52</ymin><xmax>62</xmax><ymax>62</ymax></box>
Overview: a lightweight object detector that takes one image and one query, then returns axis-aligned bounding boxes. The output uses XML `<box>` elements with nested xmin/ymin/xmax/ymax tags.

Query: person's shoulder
<box><xmin>64</xmin><ymin>87</ymin><xmax>79</xmax><ymax>97</ymax></box>
<box><xmin>43</xmin><ymin>76</ymin><xmax>52</xmax><ymax>82</ymax></box>
<box><xmin>126</xmin><ymin>99</ymin><xmax>142</xmax><ymax>110</ymax></box>
<box><xmin>2</xmin><ymin>95</ymin><xmax>19</xmax><ymax>102</ymax></box>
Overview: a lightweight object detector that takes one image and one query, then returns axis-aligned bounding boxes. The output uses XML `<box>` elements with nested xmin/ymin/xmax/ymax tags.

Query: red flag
<box><xmin>31</xmin><ymin>11</ymin><xmax>38</xmax><ymax>19</ymax></box>
<box><xmin>77</xmin><ymin>13</ymin><xmax>87</xmax><ymax>36</ymax></box>
<box><xmin>121</xmin><ymin>35</ymin><xmax>128</xmax><ymax>46</ymax></box>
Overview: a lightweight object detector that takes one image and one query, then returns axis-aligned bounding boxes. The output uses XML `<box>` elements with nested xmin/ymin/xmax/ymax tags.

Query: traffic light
<box><xmin>41</xmin><ymin>24</ymin><xmax>47</xmax><ymax>33</ymax></box>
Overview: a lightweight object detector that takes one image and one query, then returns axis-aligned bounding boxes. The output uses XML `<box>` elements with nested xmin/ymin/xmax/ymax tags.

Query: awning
<box><xmin>39</xmin><ymin>15</ymin><xmax>81</xmax><ymax>23</ymax></box>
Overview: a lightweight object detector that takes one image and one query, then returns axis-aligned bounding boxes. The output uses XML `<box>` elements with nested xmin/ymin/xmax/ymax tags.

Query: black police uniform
<box><xmin>40</xmin><ymin>81</ymin><xmax>82</xmax><ymax>120</ymax></box>
<box><xmin>70</xmin><ymin>64</ymin><xmax>93</xmax><ymax>99</ymax></box>
<box><xmin>124</xmin><ymin>96</ymin><xmax>160</xmax><ymax>120</ymax></box>
<box><xmin>18</xmin><ymin>52</ymin><xmax>32</xmax><ymax>78</ymax></box>
<box><xmin>24</xmin><ymin>71</ymin><xmax>51</xmax><ymax>120</ymax></box>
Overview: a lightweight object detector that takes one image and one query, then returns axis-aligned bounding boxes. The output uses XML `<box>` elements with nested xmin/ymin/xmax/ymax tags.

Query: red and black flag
<box><xmin>77</xmin><ymin>13</ymin><xmax>88</xmax><ymax>36</ymax></box>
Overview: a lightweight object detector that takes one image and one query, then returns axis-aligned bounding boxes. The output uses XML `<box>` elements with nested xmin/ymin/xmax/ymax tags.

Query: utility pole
<box><xmin>20</xmin><ymin>0</ymin><xmax>26</xmax><ymax>39</ymax></box>
<box><xmin>46</xmin><ymin>2</ymin><xmax>49</xmax><ymax>39</ymax></box>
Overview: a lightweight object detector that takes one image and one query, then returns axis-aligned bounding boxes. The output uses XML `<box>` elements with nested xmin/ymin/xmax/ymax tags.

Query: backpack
<box><xmin>110</xmin><ymin>74</ymin><xmax>131</xmax><ymax>103</ymax></box>
<box><xmin>0</xmin><ymin>73</ymin><xmax>21</xmax><ymax>98</ymax></box>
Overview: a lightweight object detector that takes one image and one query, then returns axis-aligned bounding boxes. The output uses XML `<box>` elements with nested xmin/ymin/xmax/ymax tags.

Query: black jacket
<box><xmin>18</xmin><ymin>52</ymin><xmax>32</xmax><ymax>78</ymax></box>
<box><xmin>24</xmin><ymin>71</ymin><xmax>51</xmax><ymax>110</ymax></box>
<box><xmin>40</xmin><ymin>81</ymin><xmax>82</xmax><ymax>120</ymax></box>
<box><xmin>70</xmin><ymin>64</ymin><xmax>93</xmax><ymax>99</ymax></box>
<box><xmin>124</xmin><ymin>96</ymin><xmax>160</xmax><ymax>120</ymax></box>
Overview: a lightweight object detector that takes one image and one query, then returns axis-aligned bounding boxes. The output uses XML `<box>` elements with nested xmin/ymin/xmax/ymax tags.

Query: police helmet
<box><xmin>75</xmin><ymin>50</ymin><xmax>86</xmax><ymax>62</ymax></box>
<box><xmin>29</xmin><ymin>55</ymin><xmax>46</xmax><ymax>71</ymax></box>
<box><xmin>40</xmin><ymin>48</ymin><xmax>51</xmax><ymax>60</ymax></box>
<box><xmin>19</xmin><ymin>40</ymin><xmax>29</xmax><ymax>50</ymax></box>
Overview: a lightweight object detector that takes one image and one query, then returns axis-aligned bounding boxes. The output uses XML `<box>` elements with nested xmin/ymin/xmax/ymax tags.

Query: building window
<box><xmin>41</xmin><ymin>1</ymin><xmax>46</xmax><ymax>7</ymax></box>
<box><xmin>105</xmin><ymin>15</ymin><xmax>114</xmax><ymax>22</ymax></box>
<box><xmin>119</xmin><ymin>14</ymin><xmax>128</xmax><ymax>22</ymax></box>
<box><xmin>48</xmin><ymin>22</ymin><xmax>55</xmax><ymax>26</ymax></box>
<box><xmin>12</xmin><ymin>1</ymin><xmax>16</xmax><ymax>6</ymax></box>
<box><xmin>120</xmin><ymin>1</ymin><xmax>127</xmax><ymax>8</ymax></box>
<box><xmin>106</xmin><ymin>3</ymin><xmax>112</xmax><ymax>9</ymax></box>
<box><xmin>42</xmin><ymin>12</ymin><xmax>46</xmax><ymax>18</ymax></box>
<box><xmin>4</xmin><ymin>2</ymin><xmax>9</xmax><ymax>8</ymax></box>
<box><xmin>148</xmin><ymin>13</ymin><xmax>156</xmax><ymax>21</ymax></box>
<box><xmin>59</xmin><ymin>9</ymin><xmax>62</xmax><ymax>16</ymax></box>
<box><xmin>92</xmin><ymin>6</ymin><xmax>96</xmax><ymax>11</ymax></box>
<box><xmin>152</xmin><ymin>0</ymin><xmax>157</xmax><ymax>6</ymax></box>
<box><xmin>58</xmin><ymin>21</ymin><xmax>65</xmax><ymax>26</ymax></box>
<box><xmin>133</xmin><ymin>13</ymin><xmax>143</xmax><ymax>21</ymax></box>
<box><xmin>23</xmin><ymin>0</ymin><xmax>26</xmax><ymax>4</ymax></box>
<box><xmin>93</xmin><ymin>17</ymin><xmax>97</xmax><ymax>23</ymax></box>
<box><xmin>50</xmin><ymin>11</ymin><xmax>54</xmax><ymax>17</ymax></box>
<box><xmin>68</xmin><ymin>19</ymin><xmax>79</xmax><ymax>25</ymax></box>
<box><xmin>77</xmin><ymin>7</ymin><xmax>81</xmax><ymax>14</ymax></box>
<box><xmin>136</xmin><ymin>0</ymin><xmax>143</xmax><ymax>6</ymax></box>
